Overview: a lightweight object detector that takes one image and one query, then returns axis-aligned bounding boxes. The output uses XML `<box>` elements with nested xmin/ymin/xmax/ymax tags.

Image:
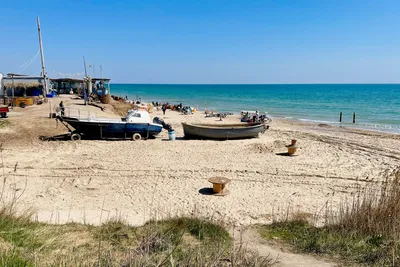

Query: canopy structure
<box><xmin>50</xmin><ymin>78</ymin><xmax>84</xmax><ymax>94</ymax></box>
<box><xmin>3</xmin><ymin>81</ymin><xmax>42</xmax><ymax>89</ymax></box>
<box><xmin>6</xmin><ymin>73</ymin><xmax>28</xmax><ymax>77</ymax></box>
<box><xmin>3</xmin><ymin>75</ymin><xmax>46</xmax><ymax>97</ymax></box>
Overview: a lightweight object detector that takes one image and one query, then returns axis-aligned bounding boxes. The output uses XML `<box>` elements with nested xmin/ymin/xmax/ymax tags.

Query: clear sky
<box><xmin>1</xmin><ymin>0</ymin><xmax>400</xmax><ymax>84</ymax></box>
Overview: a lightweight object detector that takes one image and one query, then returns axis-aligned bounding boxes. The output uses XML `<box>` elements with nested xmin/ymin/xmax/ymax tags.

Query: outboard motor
<box><xmin>153</xmin><ymin>117</ymin><xmax>173</xmax><ymax>132</ymax></box>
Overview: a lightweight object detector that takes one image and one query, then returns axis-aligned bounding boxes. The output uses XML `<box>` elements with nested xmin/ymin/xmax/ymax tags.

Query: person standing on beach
<box><xmin>162</xmin><ymin>104</ymin><xmax>166</xmax><ymax>115</ymax></box>
<box><xmin>59</xmin><ymin>101</ymin><xmax>65</xmax><ymax>116</ymax></box>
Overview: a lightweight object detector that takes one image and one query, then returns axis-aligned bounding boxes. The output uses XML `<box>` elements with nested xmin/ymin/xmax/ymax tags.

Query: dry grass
<box><xmin>332</xmin><ymin>167</ymin><xmax>400</xmax><ymax>237</ymax></box>
<box><xmin>100</xmin><ymin>94</ymin><xmax>111</xmax><ymax>104</ymax></box>
<box><xmin>0</xmin><ymin>117</ymin><xmax>63</xmax><ymax>146</ymax></box>
<box><xmin>0</xmin><ymin>213</ymin><xmax>275</xmax><ymax>266</ymax></box>
<box><xmin>109</xmin><ymin>99</ymin><xmax>135</xmax><ymax>116</ymax></box>
<box><xmin>260</xmin><ymin>166</ymin><xmax>400</xmax><ymax>266</ymax></box>
<box><xmin>4</xmin><ymin>82</ymin><xmax>42</xmax><ymax>89</ymax></box>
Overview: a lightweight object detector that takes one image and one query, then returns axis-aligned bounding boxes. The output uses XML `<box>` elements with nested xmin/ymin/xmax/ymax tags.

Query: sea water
<box><xmin>111</xmin><ymin>84</ymin><xmax>400</xmax><ymax>133</ymax></box>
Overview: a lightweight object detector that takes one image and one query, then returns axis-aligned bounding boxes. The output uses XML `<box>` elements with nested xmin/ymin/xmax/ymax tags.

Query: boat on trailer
<box><xmin>57</xmin><ymin>109</ymin><xmax>163</xmax><ymax>141</ymax></box>
<box><xmin>182</xmin><ymin>122</ymin><xmax>268</xmax><ymax>140</ymax></box>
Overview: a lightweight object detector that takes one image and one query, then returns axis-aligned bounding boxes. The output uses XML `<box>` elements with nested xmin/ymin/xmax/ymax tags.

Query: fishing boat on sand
<box><xmin>57</xmin><ymin>109</ymin><xmax>166</xmax><ymax>141</ymax></box>
<box><xmin>182</xmin><ymin>122</ymin><xmax>268</xmax><ymax>140</ymax></box>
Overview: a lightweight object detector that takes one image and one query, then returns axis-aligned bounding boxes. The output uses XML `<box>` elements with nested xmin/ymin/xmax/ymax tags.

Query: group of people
<box><xmin>241</xmin><ymin>110</ymin><xmax>269</xmax><ymax>123</ymax></box>
<box><xmin>151</xmin><ymin>101</ymin><xmax>168</xmax><ymax>114</ymax></box>
<box><xmin>151</xmin><ymin>101</ymin><xmax>194</xmax><ymax>115</ymax></box>
<box><xmin>125</xmin><ymin>96</ymin><xmax>142</xmax><ymax>104</ymax></box>
<box><xmin>151</xmin><ymin>101</ymin><xmax>163</xmax><ymax>107</ymax></box>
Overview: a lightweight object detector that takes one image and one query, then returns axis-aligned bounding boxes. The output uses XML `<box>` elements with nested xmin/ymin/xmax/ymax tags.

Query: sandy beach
<box><xmin>0</xmin><ymin>95</ymin><xmax>399</xmax><ymax>227</ymax></box>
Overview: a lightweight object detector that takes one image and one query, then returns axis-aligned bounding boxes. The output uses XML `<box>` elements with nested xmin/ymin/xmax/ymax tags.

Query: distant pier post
<box><xmin>353</xmin><ymin>112</ymin><xmax>356</xmax><ymax>123</ymax></box>
<box><xmin>339</xmin><ymin>112</ymin><xmax>342</xmax><ymax>122</ymax></box>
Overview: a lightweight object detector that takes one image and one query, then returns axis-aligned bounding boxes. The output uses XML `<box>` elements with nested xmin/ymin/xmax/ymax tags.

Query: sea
<box><xmin>110</xmin><ymin>84</ymin><xmax>400</xmax><ymax>134</ymax></box>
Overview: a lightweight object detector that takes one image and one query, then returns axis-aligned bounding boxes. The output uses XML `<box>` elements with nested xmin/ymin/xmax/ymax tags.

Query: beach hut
<box><xmin>50</xmin><ymin>78</ymin><xmax>84</xmax><ymax>94</ymax></box>
<box><xmin>3</xmin><ymin>74</ymin><xmax>48</xmax><ymax>97</ymax></box>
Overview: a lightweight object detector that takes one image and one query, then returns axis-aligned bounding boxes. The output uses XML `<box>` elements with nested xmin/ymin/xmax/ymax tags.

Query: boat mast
<box><xmin>82</xmin><ymin>56</ymin><xmax>89</xmax><ymax>105</ymax></box>
<box><xmin>83</xmin><ymin>56</ymin><xmax>88</xmax><ymax>76</ymax></box>
<box><xmin>37</xmin><ymin>17</ymin><xmax>48</xmax><ymax>95</ymax></box>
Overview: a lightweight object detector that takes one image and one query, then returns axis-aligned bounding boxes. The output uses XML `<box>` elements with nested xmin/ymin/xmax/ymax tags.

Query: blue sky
<box><xmin>1</xmin><ymin>0</ymin><xmax>400</xmax><ymax>83</ymax></box>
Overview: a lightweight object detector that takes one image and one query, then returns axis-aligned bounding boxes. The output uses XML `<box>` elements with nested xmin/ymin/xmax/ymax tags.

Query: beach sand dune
<box><xmin>0</xmin><ymin>95</ymin><xmax>398</xmax><ymax>227</ymax></box>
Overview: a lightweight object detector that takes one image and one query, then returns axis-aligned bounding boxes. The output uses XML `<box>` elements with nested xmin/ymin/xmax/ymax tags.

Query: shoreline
<box><xmin>0</xmin><ymin>95</ymin><xmax>399</xmax><ymax>227</ymax></box>
<box><xmin>118</xmin><ymin>97</ymin><xmax>400</xmax><ymax>135</ymax></box>
<box><xmin>110</xmin><ymin>83</ymin><xmax>400</xmax><ymax>135</ymax></box>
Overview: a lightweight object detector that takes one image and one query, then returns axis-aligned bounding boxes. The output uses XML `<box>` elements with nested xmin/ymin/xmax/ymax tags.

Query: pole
<box><xmin>83</xmin><ymin>56</ymin><xmax>88</xmax><ymax>77</ymax></box>
<box><xmin>339</xmin><ymin>112</ymin><xmax>342</xmax><ymax>122</ymax></box>
<box><xmin>37</xmin><ymin>17</ymin><xmax>48</xmax><ymax>95</ymax></box>
<box><xmin>353</xmin><ymin>112</ymin><xmax>356</xmax><ymax>124</ymax></box>
<box><xmin>83</xmin><ymin>57</ymin><xmax>88</xmax><ymax>105</ymax></box>
<box><xmin>11</xmin><ymin>75</ymin><xmax>15</xmax><ymax>108</ymax></box>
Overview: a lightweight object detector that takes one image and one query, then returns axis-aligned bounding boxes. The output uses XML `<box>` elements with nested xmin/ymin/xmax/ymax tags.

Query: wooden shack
<box><xmin>3</xmin><ymin>74</ymin><xmax>47</xmax><ymax>97</ymax></box>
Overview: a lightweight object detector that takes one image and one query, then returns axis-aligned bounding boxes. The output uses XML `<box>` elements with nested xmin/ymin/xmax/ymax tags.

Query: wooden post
<box><xmin>37</xmin><ymin>17</ymin><xmax>48</xmax><ymax>96</ymax></box>
<box><xmin>339</xmin><ymin>112</ymin><xmax>342</xmax><ymax>122</ymax></box>
<box><xmin>353</xmin><ymin>112</ymin><xmax>356</xmax><ymax>123</ymax></box>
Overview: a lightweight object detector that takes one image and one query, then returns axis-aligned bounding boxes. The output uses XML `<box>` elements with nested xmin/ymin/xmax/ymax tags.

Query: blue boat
<box><xmin>57</xmin><ymin>110</ymin><xmax>163</xmax><ymax>141</ymax></box>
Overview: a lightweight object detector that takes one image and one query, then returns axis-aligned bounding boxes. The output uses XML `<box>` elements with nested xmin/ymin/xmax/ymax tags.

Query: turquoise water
<box><xmin>110</xmin><ymin>84</ymin><xmax>400</xmax><ymax>133</ymax></box>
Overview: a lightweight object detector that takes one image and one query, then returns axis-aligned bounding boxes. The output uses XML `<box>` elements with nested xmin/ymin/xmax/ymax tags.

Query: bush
<box><xmin>260</xmin><ymin>167</ymin><xmax>400</xmax><ymax>266</ymax></box>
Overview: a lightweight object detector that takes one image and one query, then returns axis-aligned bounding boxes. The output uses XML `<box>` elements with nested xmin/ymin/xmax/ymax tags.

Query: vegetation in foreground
<box><xmin>0</xmin><ymin>209</ymin><xmax>274</xmax><ymax>266</ymax></box>
<box><xmin>259</xmin><ymin>167</ymin><xmax>400</xmax><ymax>266</ymax></box>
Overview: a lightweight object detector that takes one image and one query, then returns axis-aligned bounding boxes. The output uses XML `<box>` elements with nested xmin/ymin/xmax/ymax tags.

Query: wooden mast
<box><xmin>37</xmin><ymin>17</ymin><xmax>48</xmax><ymax>95</ymax></box>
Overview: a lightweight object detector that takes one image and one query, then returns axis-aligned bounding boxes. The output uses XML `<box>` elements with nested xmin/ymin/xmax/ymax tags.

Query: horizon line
<box><xmin>109</xmin><ymin>82</ymin><xmax>400</xmax><ymax>85</ymax></box>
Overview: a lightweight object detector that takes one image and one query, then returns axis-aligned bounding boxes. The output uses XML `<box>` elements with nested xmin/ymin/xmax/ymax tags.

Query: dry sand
<box><xmin>0</xmin><ymin>95</ymin><xmax>399</xmax><ymax>228</ymax></box>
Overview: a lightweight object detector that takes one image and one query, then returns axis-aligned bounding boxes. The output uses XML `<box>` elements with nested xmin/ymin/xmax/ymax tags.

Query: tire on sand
<box><xmin>132</xmin><ymin>133</ymin><xmax>141</xmax><ymax>141</ymax></box>
<box><xmin>71</xmin><ymin>133</ymin><xmax>81</xmax><ymax>141</ymax></box>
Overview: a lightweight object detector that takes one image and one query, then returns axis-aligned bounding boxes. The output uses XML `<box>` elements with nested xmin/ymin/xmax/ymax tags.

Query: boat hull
<box><xmin>182</xmin><ymin>122</ymin><xmax>267</xmax><ymax>140</ymax></box>
<box><xmin>61</xmin><ymin>117</ymin><xmax>163</xmax><ymax>139</ymax></box>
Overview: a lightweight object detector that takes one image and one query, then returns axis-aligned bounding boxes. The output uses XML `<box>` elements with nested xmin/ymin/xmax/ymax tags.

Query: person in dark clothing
<box><xmin>59</xmin><ymin>101</ymin><xmax>65</xmax><ymax>116</ymax></box>
<box><xmin>162</xmin><ymin>104</ymin><xmax>166</xmax><ymax>115</ymax></box>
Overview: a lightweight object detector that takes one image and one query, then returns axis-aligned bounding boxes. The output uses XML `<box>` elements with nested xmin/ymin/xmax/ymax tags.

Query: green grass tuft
<box><xmin>260</xmin><ymin>220</ymin><xmax>389</xmax><ymax>265</ymax></box>
<box><xmin>0</xmin><ymin>251</ymin><xmax>33</xmax><ymax>267</ymax></box>
<box><xmin>157</xmin><ymin>217</ymin><xmax>231</xmax><ymax>243</ymax></box>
